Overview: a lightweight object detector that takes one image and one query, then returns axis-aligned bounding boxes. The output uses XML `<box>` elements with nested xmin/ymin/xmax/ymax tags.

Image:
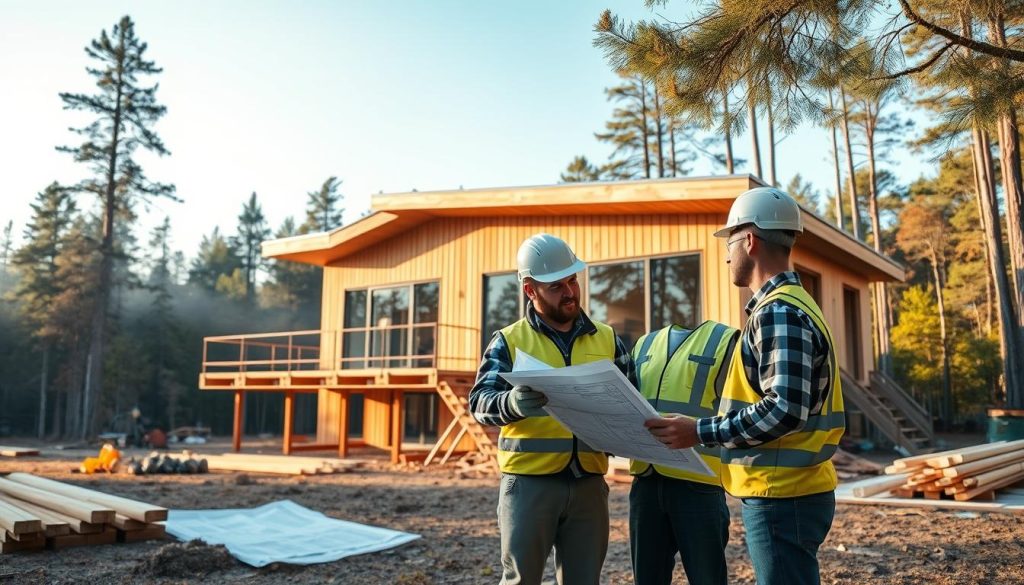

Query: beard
<box><xmin>730</xmin><ymin>253</ymin><xmax>755</xmax><ymax>288</ymax></box>
<box><xmin>535</xmin><ymin>293</ymin><xmax>580</xmax><ymax>326</ymax></box>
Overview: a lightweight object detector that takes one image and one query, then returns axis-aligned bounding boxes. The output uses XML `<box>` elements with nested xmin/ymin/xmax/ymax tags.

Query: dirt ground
<box><xmin>0</xmin><ymin>443</ymin><xmax>1022</xmax><ymax>585</ymax></box>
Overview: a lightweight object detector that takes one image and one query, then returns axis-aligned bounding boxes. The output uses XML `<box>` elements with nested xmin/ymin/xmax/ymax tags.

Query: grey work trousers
<box><xmin>497</xmin><ymin>472</ymin><xmax>609</xmax><ymax>585</ymax></box>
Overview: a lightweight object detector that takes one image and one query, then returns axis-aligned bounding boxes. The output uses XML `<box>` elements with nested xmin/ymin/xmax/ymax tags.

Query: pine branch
<box><xmin>898</xmin><ymin>0</ymin><xmax>1024</xmax><ymax>61</ymax></box>
<box><xmin>876</xmin><ymin>42</ymin><xmax>954</xmax><ymax>80</ymax></box>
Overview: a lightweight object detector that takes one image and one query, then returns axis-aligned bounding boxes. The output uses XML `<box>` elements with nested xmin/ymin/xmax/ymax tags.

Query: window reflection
<box><xmin>588</xmin><ymin>261</ymin><xmax>645</xmax><ymax>350</ymax></box>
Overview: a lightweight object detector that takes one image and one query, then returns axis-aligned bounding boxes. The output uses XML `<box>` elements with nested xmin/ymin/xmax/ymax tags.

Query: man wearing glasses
<box><xmin>645</xmin><ymin>187</ymin><xmax>845</xmax><ymax>585</ymax></box>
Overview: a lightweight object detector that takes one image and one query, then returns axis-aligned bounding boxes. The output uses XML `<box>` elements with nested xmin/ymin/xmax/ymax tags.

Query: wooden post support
<box><xmin>233</xmin><ymin>390</ymin><xmax>245</xmax><ymax>453</ymax></box>
<box><xmin>337</xmin><ymin>390</ymin><xmax>350</xmax><ymax>458</ymax></box>
<box><xmin>391</xmin><ymin>390</ymin><xmax>404</xmax><ymax>464</ymax></box>
<box><xmin>282</xmin><ymin>390</ymin><xmax>295</xmax><ymax>455</ymax></box>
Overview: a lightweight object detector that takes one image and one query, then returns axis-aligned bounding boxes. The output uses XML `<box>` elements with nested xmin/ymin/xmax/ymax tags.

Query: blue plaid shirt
<box><xmin>696</xmin><ymin>272</ymin><xmax>832</xmax><ymax>449</ymax></box>
<box><xmin>469</xmin><ymin>304</ymin><xmax>635</xmax><ymax>427</ymax></box>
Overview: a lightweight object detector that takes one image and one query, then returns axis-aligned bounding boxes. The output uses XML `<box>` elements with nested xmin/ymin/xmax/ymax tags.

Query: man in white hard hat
<box><xmin>644</xmin><ymin>187</ymin><xmax>845</xmax><ymax>585</ymax></box>
<box><xmin>469</xmin><ymin>233</ymin><xmax>635</xmax><ymax>585</ymax></box>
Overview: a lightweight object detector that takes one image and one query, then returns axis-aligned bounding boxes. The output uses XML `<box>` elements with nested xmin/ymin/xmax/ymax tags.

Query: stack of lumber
<box><xmin>0</xmin><ymin>472</ymin><xmax>167</xmax><ymax>553</ymax></box>
<box><xmin>197</xmin><ymin>452</ymin><xmax>364</xmax><ymax>476</ymax></box>
<box><xmin>0</xmin><ymin>446</ymin><xmax>40</xmax><ymax>458</ymax></box>
<box><xmin>454</xmin><ymin>451</ymin><xmax>498</xmax><ymax>478</ymax></box>
<box><xmin>881</xmin><ymin>440</ymin><xmax>1024</xmax><ymax>502</ymax></box>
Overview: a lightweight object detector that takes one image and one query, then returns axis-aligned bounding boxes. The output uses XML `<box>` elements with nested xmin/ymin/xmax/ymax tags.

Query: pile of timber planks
<box><xmin>881</xmin><ymin>440</ymin><xmax>1024</xmax><ymax>501</ymax></box>
<box><xmin>197</xmin><ymin>452</ymin><xmax>364</xmax><ymax>476</ymax></box>
<box><xmin>0</xmin><ymin>446</ymin><xmax>40</xmax><ymax>458</ymax></box>
<box><xmin>0</xmin><ymin>472</ymin><xmax>167</xmax><ymax>553</ymax></box>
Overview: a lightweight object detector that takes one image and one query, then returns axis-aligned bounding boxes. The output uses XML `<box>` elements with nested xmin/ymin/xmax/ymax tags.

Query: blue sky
<box><xmin>2</xmin><ymin>1</ymin><xmax>934</xmax><ymax>258</ymax></box>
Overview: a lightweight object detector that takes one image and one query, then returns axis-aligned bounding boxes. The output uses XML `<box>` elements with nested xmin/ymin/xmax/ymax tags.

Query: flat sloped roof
<box><xmin>261</xmin><ymin>175</ymin><xmax>905</xmax><ymax>282</ymax></box>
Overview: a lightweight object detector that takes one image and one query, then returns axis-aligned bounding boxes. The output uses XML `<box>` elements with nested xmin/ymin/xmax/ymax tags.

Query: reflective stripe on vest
<box><xmin>718</xmin><ymin>284</ymin><xmax>845</xmax><ymax>498</ymax></box>
<box><xmin>497</xmin><ymin>318</ymin><xmax>615</xmax><ymax>475</ymax></box>
<box><xmin>629</xmin><ymin>321</ymin><xmax>738</xmax><ymax>484</ymax></box>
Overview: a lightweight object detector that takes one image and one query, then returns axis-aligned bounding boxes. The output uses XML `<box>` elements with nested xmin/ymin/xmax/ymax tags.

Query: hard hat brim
<box><xmin>527</xmin><ymin>258</ymin><xmax>587</xmax><ymax>283</ymax></box>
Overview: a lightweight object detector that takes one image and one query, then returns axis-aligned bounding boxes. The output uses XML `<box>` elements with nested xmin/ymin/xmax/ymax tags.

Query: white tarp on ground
<box><xmin>165</xmin><ymin>500</ymin><xmax>421</xmax><ymax>567</ymax></box>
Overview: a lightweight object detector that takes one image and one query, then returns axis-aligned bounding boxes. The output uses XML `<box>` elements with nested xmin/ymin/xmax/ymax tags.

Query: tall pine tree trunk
<box><xmin>840</xmin><ymin>89</ymin><xmax>861</xmax><ymax>240</ymax></box>
<box><xmin>668</xmin><ymin>117</ymin><xmax>678</xmax><ymax>177</ymax></box>
<box><xmin>930</xmin><ymin>251</ymin><xmax>953</xmax><ymax>427</ymax></box>
<box><xmin>37</xmin><ymin>345</ymin><xmax>48</xmax><ymax>440</ymax></box>
<box><xmin>864</xmin><ymin>109</ymin><xmax>892</xmax><ymax>374</ymax></box>
<box><xmin>723</xmin><ymin>91</ymin><xmax>735</xmax><ymax>173</ymax></box>
<box><xmin>829</xmin><ymin>90</ymin><xmax>845</xmax><ymax>230</ymax></box>
<box><xmin>653</xmin><ymin>86</ymin><xmax>665</xmax><ymax>178</ymax></box>
<box><xmin>747</xmin><ymin>85</ymin><xmax>762</xmax><ymax>179</ymax></box>
<box><xmin>971</xmin><ymin>126</ymin><xmax>1022</xmax><ymax>407</ymax></box>
<box><xmin>640</xmin><ymin>79</ymin><xmax>652</xmax><ymax>179</ymax></box>
<box><xmin>767</xmin><ymin>102</ymin><xmax>777</xmax><ymax>186</ymax></box>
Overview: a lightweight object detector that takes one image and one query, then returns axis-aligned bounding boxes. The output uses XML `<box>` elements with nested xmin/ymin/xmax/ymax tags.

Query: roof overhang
<box><xmin>260</xmin><ymin>175</ymin><xmax>905</xmax><ymax>282</ymax></box>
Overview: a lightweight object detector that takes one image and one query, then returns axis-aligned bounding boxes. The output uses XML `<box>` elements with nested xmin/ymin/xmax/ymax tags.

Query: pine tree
<box><xmin>10</xmin><ymin>183</ymin><xmax>77</xmax><ymax>438</ymax></box>
<box><xmin>189</xmin><ymin>227</ymin><xmax>241</xmax><ymax>292</ymax></box>
<box><xmin>57</xmin><ymin>16</ymin><xmax>176</xmax><ymax>438</ymax></box>
<box><xmin>305</xmin><ymin>177</ymin><xmax>344</xmax><ymax>232</ymax></box>
<box><xmin>560</xmin><ymin>156</ymin><xmax>602</xmax><ymax>182</ymax></box>
<box><xmin>230</xmin><ymin>192</ymin><xmax>270</xmax><ymax>302</ymax></box>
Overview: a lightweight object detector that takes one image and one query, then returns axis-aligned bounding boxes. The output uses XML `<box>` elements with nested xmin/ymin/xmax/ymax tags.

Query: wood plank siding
<box><xmin>315</xmin><ymin>210</ymin><xmax>879</xmax><ymax>446</ymax></box>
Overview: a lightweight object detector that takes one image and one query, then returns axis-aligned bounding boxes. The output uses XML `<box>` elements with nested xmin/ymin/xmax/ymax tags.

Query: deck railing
<box><xmin>201</xmin><ymin>323</ymin><xmax>438</xmax><ymax>374</ymax></box>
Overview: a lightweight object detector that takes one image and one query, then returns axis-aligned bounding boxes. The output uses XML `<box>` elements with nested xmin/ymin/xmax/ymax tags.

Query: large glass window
<box><xmin>650</xmin><ymin>254</ymin><xmax>701</xmax><ymax>330</ymax></box>
<box><xmin>481</xmin><ymin>273</ymin><xmax>525</xmax><ymax>354</ymax></box>
<box><xmin>342</xmin><ymin>290</ymin><xmax>367</xmax><ymax>369</ymax></box>
<box><xmin>588</xmin><ymin>261</ymin><xmax>646</xmax><ymax>349</ymax></box>
<box><xmin>586</xmin><ymin>253</ymin><xmax>701</xmax><ymax>350</ymax></box>
<box><xmin>342</xmin><ymin>282</ymin><xmax>439</xmax><ymax>368</ymax></box>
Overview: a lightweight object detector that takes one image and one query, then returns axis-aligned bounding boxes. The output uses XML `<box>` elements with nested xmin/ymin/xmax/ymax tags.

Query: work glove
<box><xmin>507</xmin><ymin>385</ymin><xmax>549</xmax><ymax>418</ymax></box>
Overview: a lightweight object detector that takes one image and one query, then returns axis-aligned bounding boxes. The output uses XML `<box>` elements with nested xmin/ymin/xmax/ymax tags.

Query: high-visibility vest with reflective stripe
<box><xmin>629</xmin><ymin>321</ymin><xmax>738</xmax><ymax>485</ymax></box>
<box><xmin>497</xmin><ymin>318</ymin><xmax>616</xmax><ymax>475</ymax></box>
<box><xmin>718</xmin><ymin>284</ymin><xmax>846</xmax><ymax>498</ymax></box>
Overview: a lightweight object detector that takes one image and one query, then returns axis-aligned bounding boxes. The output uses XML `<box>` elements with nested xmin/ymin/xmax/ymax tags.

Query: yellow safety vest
<box><xmin>718</xmin><ymin>284</ymin><xmax>846</xmax><ymax>498</ymax></box>
<box><xmin>497</xmin><ymin>318</ymin><xmax>616</xmax><ymax>475</ymax></box>
<box><xmin>629</xmin><ymin>321</ymin><xmax>738</xmax><ymax>485</ymax></box>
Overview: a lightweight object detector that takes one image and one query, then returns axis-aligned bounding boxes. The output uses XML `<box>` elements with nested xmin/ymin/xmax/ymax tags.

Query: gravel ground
<box><xmin>0</xmin><ymin>445</ymin><xmax>1022</xmax><ymax>584</ymax></box>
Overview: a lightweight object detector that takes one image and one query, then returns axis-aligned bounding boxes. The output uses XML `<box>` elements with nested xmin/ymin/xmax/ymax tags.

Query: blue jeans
<box><xmin>629</xmin><ymin>473</ymin><xmax>730</xmax><ymax>585</ymax></box>
<box><xmin>741</xmin><ymin>491</ymin><xmax>836</xmax><ymax>585</ymax></box>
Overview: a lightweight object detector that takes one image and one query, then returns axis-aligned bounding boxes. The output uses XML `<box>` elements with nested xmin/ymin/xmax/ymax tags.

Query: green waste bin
<box><xmin>986</xmin><ymin>409</ymin><xmax>1024</xmax><ymax>442</ymax></box>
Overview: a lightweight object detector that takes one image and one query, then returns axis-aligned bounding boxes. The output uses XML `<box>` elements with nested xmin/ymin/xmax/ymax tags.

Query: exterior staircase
<box><xmin>427</xmin><ymin>380</ymin><xmax>499</xmax><ymax>471</ymax></box>
<box><xmin>840</xmin><ymin>369</ymin><xmax>934</xmax><ymax>455</ymax></box>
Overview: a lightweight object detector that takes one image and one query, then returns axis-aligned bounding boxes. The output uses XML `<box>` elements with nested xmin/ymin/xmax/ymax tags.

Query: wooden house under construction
<box><xmin>199</xmin><ymin>175</ymin><xmax>934</xmax><ymax>465</ymax></box>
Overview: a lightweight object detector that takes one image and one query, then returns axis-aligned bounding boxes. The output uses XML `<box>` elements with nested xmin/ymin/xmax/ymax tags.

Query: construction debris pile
<box><xmin>883</xmin><ymin>439</ymin><xmax>1024</xmax><ymax>501</ymax></box>
<box><xmin>123</xmin><ymin>452</ymin><xmax>210</xmax><ymax>475</ymax></box>
<box><xmin>0</xmin><ymin>472</ymin><xmax>167</xmax><ymax>553</ymax></box>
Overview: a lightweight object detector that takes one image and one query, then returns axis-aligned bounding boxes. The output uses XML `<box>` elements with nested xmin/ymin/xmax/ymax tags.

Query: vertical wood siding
<box><xmin>316</xmin><ymin>213</ymin><xmax>873</xmax><ymax>443</ymax></box>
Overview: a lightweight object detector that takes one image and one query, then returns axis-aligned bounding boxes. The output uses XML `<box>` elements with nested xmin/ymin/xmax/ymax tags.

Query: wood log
<box><xmin>890</xmin><ymin>442</ymin><xmax>1004</xmax><ymax>471</ymax></box>
<box><xmin>851</xmin><ymin>473</ymin><xmax>911</xmax><ymax>497</ymax></box>
<box><xmin>941</xmin><ymin>451</ymin><xmax>1024</xmax><ymax>478</ymax></box>
<box><xmin>0</xmin><ymin>498</ymin><xmax>43</xmax><ymax>535</ymax></box>
<box><xmin>963</xmin><ymin>462</ymin><xmax>1024</xmax><ymax>488</ymax></box>
<box><xmin>2</xmin><ymin>498</ymin><xmax>103</xmax><ymax>534</ymax></box>
<box><xmin>4</xmin><ymin>473</ymin><xmax>166</xmax><ymax>523</ymax></box>
<box><xmin>0</xmin><ymin>495</ymin><xmax>69</xmax><ymax>537</ymax></box>
<box><xmin>927</xmin><ymin>439</ymin><xmax>1024</xmax><ymax>468</ymax></box>
<box><xmin>0</xmin><ymin>478</ymin><xmax>114</xmax><ymax>524</ymax></box>
<box><xmin>954</xmin><ymin>470</ymin><xmax>1024</xmax><ymax>501</ymax></box>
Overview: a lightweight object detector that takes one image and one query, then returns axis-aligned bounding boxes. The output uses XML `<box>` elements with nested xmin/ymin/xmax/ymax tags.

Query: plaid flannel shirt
<box><xmin>469</xmin><ymin>304</ymin><xmax>635</xmax><ymax>427</ymax></box>
<box><xmin>696</xmin><ymin>271</ymin><xmax>832</xmax><ymax>449</ymax></box>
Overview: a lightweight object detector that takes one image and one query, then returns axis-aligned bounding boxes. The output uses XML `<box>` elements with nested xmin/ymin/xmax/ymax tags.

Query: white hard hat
<box><xmin>714</xmin><ymin>187</ymin><xmax>804</xmax><ymax>238</ymax></box>
<box><xmin>517</xmin><ymin>233</ymin><xmax>586</xmax><ymax>283</ymax></box>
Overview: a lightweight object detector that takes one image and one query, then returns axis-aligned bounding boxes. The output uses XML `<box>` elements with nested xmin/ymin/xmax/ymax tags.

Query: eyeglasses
<box><xmin>726</xmin><ymin>233</ymin><xmax>764</xmax><ymax>252</ymax></box>
<box><xmin>725</xmin><ymin>236</ymin><xmax>746</xmax><ymax>252</ymax></box>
